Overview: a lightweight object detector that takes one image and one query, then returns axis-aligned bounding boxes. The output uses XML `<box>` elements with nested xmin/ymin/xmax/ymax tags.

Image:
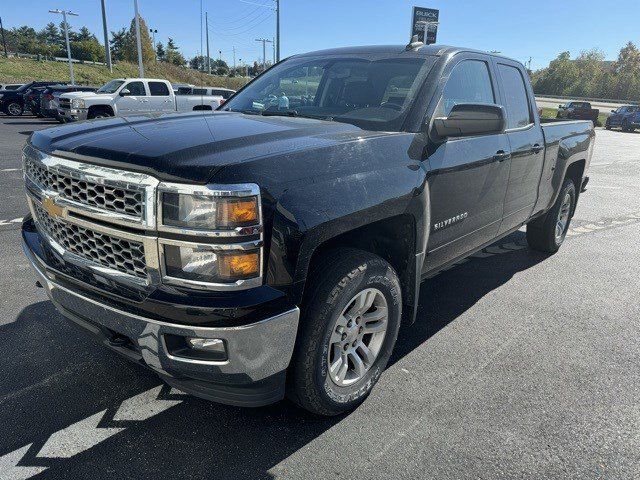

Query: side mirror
<box><xmin>119</xmin><ymin>88</ymin><xmax>131</xmax><ymax>97</ymax></box>
<box><xmin>433</xmin><ymin>103</ymin><xmax>506</xmax><ymax>138</ymax></box>
<box><xmin>611</xmin><ymin>109</ymin><xmax>616</xmax><ymax>113</ymax></box>
<box><xmin>558</xmin><ymin>104</ymin><xmax>564</xmax><ymax>109</ymax></box>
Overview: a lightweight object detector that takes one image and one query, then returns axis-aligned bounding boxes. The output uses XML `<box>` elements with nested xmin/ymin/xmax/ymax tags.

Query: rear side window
<box><xmin>497</xmin><ymin>64</ymin><xmax>532</xmax><ymax>129</ymax></box>
<box><xmin>125</xmin><ymin>81</ymin><xmax>146</xmax><ymax>96</ymax></box>
<box><xmin>192</xmin><ymin>88</ymin><xmax>207</xmax><ymax>95</ymax></box>
<box><xmin>439</xmin><ymin>60</ymin><xmax>495</xmax><ymax>116</ymax></box>
<box><xmin>149</xmin><ymin>81</ymin><xmax>170</xmax><ymax>96</ymax></box>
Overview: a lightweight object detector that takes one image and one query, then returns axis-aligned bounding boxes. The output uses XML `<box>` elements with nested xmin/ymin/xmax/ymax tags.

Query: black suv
<box><xmin>0</xmin><ymin>81</ymin><xmax>64</xmax><ymax>116</ymax></box>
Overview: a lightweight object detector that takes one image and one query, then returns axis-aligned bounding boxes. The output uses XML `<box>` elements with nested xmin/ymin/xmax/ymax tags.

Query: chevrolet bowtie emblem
<box><xmin>42</xmin><ymin>196</ymin><xmax>64</xmax><ymax>218</ymax></box>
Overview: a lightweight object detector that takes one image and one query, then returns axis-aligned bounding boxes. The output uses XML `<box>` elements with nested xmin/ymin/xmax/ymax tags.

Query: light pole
<box><xmin>0</xmin><ymin>15</ymin><xmax>9</xmax><ymax>58</ymax></box>
<box><xmin>133</xmin><ymin>0</ymin><xmax>144</xmax><ymax>77</ymax></box>
<box><xmin>49</xmin><ymin>9</ymin><xmax>78</xmax><ymax>84</ymax></box>
<box><xmin>275</xmin><ymin>0</ymin><xmax>280</xmax><ymax>62</ymax></box>
<box><xmin>100</xmin><ymin>0</ymin><xmax>112</xmax><ymax>72</ymax></box>
<box><xmin>150</xmin><ymin>27</ymin><xmax>157</xmax><ymax>62</ymax></box>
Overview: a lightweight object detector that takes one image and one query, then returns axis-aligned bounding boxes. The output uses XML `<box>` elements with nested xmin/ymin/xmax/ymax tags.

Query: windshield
<box><xmin>222</xmin><ymin>54</ymin><xmax>435</xmax><ymax>131</ymax></box>
<box><xmin>97</xmin><ymin>80</ymin><xmax>125</xmax><ymax>94</ymax></box>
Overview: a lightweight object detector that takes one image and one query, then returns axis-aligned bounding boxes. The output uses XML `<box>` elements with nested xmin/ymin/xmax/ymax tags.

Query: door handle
<box><xmin>531</xmin><ymin>144</ymin><xmax>543</xmax><ymax>154</ymax></box>
<box><xmin>493</xmin><ymin>150</ymin><xmax>511</xmax><ymax>162</ymax></box>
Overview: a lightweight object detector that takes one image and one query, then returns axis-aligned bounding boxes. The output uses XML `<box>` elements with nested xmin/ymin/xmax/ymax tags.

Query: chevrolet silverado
<box><xmin>22</xmin><ymin>43</ymin><xmax>594</xmax><ymax>416</ymax></box>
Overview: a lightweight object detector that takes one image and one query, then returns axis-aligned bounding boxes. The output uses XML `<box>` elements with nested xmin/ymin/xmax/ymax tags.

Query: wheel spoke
<box><xmin>349</xmin><ymin>350</ymin><xmax>366</xmax><ymax>377</ymax></box>
<box><xmin>363</xmin><ymin>320</ymin><xmax>386</xmax><ymax>335</ymax></box>
<box><xmin>330</xmin><ymin>329</ymin><xmax>343</xmax><ymax>344</ymax></box>
<box><xmin>348</xmin><ymin>289</ymin><xmax>376</xmax><ymax>317</ymax></box>
<box><xmin>357</xmin><ymin>343</ymin><xmax>376</xmax><ymax>366</ymax></box>
<box><xmin>362</xmin><ymin>306</ymin><xmax>387</xmax><ymax>323</ymax></box>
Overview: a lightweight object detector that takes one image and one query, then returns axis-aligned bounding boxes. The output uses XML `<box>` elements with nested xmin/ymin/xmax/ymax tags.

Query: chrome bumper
<box><xmin>23</xmin><ymin>237</ymin><xmax>300</xmax><ymax>404</ymax></box>
<box><xmin>57</xmin><ymin>107</ymin><xmax>88</xmax><ymax>121</ymax></box>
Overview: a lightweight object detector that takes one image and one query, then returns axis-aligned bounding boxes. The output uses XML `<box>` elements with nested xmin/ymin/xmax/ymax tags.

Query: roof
<box><xmin>295</xmin><ymin>44</ymin><xmax>472</xmax><ymax>57</ymax></box>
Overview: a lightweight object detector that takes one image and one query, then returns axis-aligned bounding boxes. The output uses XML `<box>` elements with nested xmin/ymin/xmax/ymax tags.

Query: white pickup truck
<box><xmin>57</xmin><ymin>78</ymin><xmax>224</xmax><ymax>122</ymax></box>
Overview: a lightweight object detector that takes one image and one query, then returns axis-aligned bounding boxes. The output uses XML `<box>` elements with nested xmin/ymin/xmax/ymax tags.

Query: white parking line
<box><xmin>0</xmin><ymin>168</ymin><xmax>21</xmax><ymax>172</ymax></box>
<box><xmin>0</xmin><ymin>218</ymin><xmax>23</xmax><ymax>227</ymax></box>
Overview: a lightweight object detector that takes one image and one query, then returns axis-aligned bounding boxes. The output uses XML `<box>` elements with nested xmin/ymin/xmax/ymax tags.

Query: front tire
<box><xmin>526</xmin><ymin>178</ymin><xmax>576</xmax><ymax>253</ymax></box>
<box><xmin>87</xmin><ymin>108</ymin><xmax>112</xmax><ymax>120</ymax></box>
<box><xmin>288</xmin><ymin>249</ymin><xmax>402</xmax><ymax>416</ymax></box>
<box><xmin>5</xmin><ymin>102</ymin><xmax>23</xmax><ymax>116</ymax></box>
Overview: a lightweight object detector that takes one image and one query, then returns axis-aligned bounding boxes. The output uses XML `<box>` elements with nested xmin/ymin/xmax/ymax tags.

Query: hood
<box><xmin>29</xmin><ymin>111</ymin><xmax>375</xmax><ymax>183</ymax></box>
<box><xmin>61</xmin><ymin>91</ymin><xmax>110</xmax><ymax>100</ymax></box>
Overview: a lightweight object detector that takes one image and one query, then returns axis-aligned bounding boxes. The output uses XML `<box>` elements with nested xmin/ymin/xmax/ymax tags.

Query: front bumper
<box><xmin>57</xmin><ymin>107</ymin><xmax>88</xmax><ymax>121</ymax></box>
<box><xmin>22</xmin><ymin>234</ymin><xmax>300</xmax><ymax>407</ymax></box>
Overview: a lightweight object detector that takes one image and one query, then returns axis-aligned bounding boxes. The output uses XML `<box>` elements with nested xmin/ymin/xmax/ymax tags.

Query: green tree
<box><xmin>570</xmin><ymin>49</ymin><xmax>606</xmax><ymax>97</ymax></box>
<box><xmin>165</xmin><ymin>37</ymin><xmax>186</xmax><ymax>66</ymax></box>
<box><xmin>612</xmin><ymin>42</ymin><xmax>640</xmax><ymax>100</ymax></box>
<box><xmin>123</xmin><ymin>16</ymin><xmax>155</xmax><ymax>64</ymax></box>
<box><xmin>155</xmin><ymin>42</ymin><xmax>166</xmax><ymax>62</ymax></box>
<box><xmin>109</xmin><ymin>28</ymin><xmax>129</xmax><ymax>61</ymax></box>
<box><xmin>70</xmin><ymin>39</ymin><xmax>105</xmax><ymax>62</ymax></box>
<box><xmin>532</xmin><ymin>51</ymin><xmax>579</xmax><ymax>96</ymax></box>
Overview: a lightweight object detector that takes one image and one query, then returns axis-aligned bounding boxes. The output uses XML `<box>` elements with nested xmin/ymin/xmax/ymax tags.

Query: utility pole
<box><xmin>205</xmin><ymin>12</ymin><xmax>210</xmax><ymax>74</ymax></box>
<box><xmin>232</xmin><ymin>46</ymin><xmax>236</xmax><ymax>73</ymax></box>
<box><xmin>133</xmin><ymin>0</ymin><xmax>144</xmax><ymax>77</ymax></box>
<box><xmin>0</xmin><ymin>16</ymin><xmax>8</xmax><ymax>58</ymax></box>
<box><xmin>100</xmin><ymin>0</ymin><xmax>112</xmax><ymax>72</ymax></box>
<box><xmin>272</xmin><ymin>36</ymin><xmax>275</xmax><ymax>64</ymax></box>
<box><xmin>255</xmin><ymin>38</ymin><xmax>272</xmax><ymax>72</ymax></box>
<box><xmin>275</xmin><ymin>0</ymin><xmax>280</xmax><ymax>62</ymax></box>
<box><xmin>49</xmin><ymin>9</ymin><xmax>78</xmax><ymax>84</ymax></box>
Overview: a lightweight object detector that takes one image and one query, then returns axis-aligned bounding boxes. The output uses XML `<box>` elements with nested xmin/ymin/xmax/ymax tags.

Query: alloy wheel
<box><xmin>555</xmin><ymin>191</ymin><xmax>572</xmax><ymax>243</ymax></box>
<box><xmin>326</xmin><ymin>288</ymin><xmax>388</xmax><ymax>387</ymax></box>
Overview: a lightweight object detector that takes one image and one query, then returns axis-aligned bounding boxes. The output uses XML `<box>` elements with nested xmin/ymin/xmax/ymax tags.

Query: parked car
<box><xmin>176</xmin><ymin>86</ymin><xmax>234</xmax><ymax>105</ymax></box>
<box><xmin>556</xmin><ymin>101</ymin><xmax>599</xmax><ymax>125</ymax></box>
<box><xmin>0</xmin><ymin>83</ymin><xmax>24</xmax><ymax>91</ymax></box>
<box><xmin>0</xmin><ymin>81</ymin><xmax>64</xmax><ymax>116</ymax></box>
<box><xmin>41</xmin><ymin>85</ymin><xmax>97</xmax><ymax>120</ymax></box>
<box><xmin>57</xmin><ymin>78</ymin><xmax>225</xmax><ymax>121</ymax></box>
<box><xmin>22</xmin><ymin>44</ymin><xmax>594</xmax><ymax>416</ymax></box>
<box><xmin>605</xmin><ymin>104</ymin><xmax>640</xmax><ymax>131</ymax></box>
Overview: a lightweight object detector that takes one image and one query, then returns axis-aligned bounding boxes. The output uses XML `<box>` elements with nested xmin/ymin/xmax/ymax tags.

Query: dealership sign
<box><xmin>411</xmin><ymin>6</ymin><xmax>439</xmax><ymax>44</ymax></box>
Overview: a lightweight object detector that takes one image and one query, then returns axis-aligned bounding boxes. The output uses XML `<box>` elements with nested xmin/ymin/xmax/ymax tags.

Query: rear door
<box><xmin>147</xmin><ymin>81</ymin><xmax>175</xmax><ymax>113</ymax></box>
<box><xmin>494</xmin><ymin>60</ymin><xmax>545</xmax><ymax>234</ymax></box>
<box><xmin>425</xmin><ymin>54</ymin><xmax>511</xmax><ymax>270</ymax></box>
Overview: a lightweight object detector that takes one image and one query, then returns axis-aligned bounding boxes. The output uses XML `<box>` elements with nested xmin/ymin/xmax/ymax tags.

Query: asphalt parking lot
<box><xmin>0</xmin><ymin>116</ymin><xmax>639</xmax><ymax>480</ymax></box>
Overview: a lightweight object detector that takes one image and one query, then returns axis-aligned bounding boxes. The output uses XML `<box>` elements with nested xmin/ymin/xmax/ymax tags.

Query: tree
<box><xmin>70</xmin><ymin>40</ymin><xmax>105</xmax><ymax>63</ymax></box>
<box><xmin>155</xmin><ymin>42</ymin><xmax>166</xmax><ymax>62</ymax></box>
<box><xmin>612</xmin><ymin>42</ymin><xmax>640</xmax><ymax>100</ymax></box>
<box><xmin>76</xmin><ymin>26</ymin><xmax>96</xmax><ymax>42</ymax></box>
<box><xmin>189</xmin><ymin>55</ymin><xmax>214</xmax><ymax>71</ymax></box>
<box><xmin>532</xmin><ymin>51</ymin><xmax>579</xmax><ymax>96</ymax></box>
<box><xmin>211</xmin><ymin>58</ymin><xmax>229</xmax><ymax>75</ymax></box>
<box><xmin>109</xmin><ymin>28</ymin><xmax>128</xmax><ymax>61</ymax></box>
<box><xmin>165</xmin><ymin>37</ymin><xmax>186</xmax><ymax>66</ymax></box>
<box><xmin>123</xmin><ymin>16</ymin><xmax>155</xmax><ymax>64</ymax></box>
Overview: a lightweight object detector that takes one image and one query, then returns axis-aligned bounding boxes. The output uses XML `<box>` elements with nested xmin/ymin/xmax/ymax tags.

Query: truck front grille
<box><xmin>25</xmin><ymin>157</ymin><xmax>145</xmax><ymax>218</ymax></box>
<box><xmin>58</xmin><ymin>98</ymin><xmax>71</xmax><ymax>109</ymax></box>
<box><xmin>34</xmin><ymin>204</ymin><xmax>148</xmax><ymax>278</ymax></box>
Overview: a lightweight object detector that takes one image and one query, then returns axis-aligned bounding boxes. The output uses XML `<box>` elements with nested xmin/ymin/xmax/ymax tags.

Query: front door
<box><xmin>494</xmin><ymin>61</ymin><xmax>545</xmax><ymax>234</ymax></box>
<box><xmin>425</xmin><ymin>55</ymin><xmax>511</xmax><ymax>271</ymax></box>
<box><xmin>117</xmin><ymin>81</ymin><xmax>149</xmax><ymax>115</ymax></box>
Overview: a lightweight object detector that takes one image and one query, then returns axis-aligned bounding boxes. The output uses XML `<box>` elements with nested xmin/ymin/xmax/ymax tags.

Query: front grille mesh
<box><xmin>34</xmin><ymin>204</ymin><xmax>148</xmax><ymax>278</ymax></box>
<box><xmin>24</xmin><ymin>157</ymin><xmax>144</xmax><ymax>218</ymax></box>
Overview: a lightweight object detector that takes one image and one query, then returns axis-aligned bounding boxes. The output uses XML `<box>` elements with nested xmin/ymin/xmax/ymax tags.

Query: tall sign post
<box><xmin>411</xmin><ymin>6</ymin><xmax>439</xmax><ymax>44</ymax></box>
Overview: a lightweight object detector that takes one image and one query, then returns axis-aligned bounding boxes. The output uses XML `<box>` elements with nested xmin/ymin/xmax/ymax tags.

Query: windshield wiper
<box><xmin>260</xmin><ymin>109</ymin><xmax>299</xmax><ymax>117</ymax></box>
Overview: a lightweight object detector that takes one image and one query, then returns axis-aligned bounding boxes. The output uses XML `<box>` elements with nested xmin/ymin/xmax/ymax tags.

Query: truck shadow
<box><xmin>1</xmin><ymin>231</ymin><xmax>548</xmax><ymax>479</ymax></box>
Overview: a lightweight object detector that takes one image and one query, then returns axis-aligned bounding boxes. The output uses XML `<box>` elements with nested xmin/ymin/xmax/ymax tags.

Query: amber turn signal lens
<box><xmin>218</xmin><ymin>198</ymin><xmax>259</xmax><ymax>227</ymax></box>
<box><xmin>219</xmin><ymin>252</ymin><xmax>260</xmax><ymax>279</ymax></box>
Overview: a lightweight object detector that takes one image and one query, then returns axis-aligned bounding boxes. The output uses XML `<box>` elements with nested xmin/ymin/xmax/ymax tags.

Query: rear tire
<box><xmin>526</xmin><ymin>178</ymin><xmax>576</xmax><ymax>253</ymax></box>
<box><xmin>288</xmin><ymin>249</ymin><xmax>402</xmax><ymax>416</ymax></box>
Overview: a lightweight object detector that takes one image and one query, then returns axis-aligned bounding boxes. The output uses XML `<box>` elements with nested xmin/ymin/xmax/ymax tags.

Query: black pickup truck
<box><xmin>22</xmin><ymin>44</ymin><xmax>594</xmax><ymax>416</ymax></box>
<box><xmin>556</xmin><ymin>101</ymin><xmax>599</xmax><ymax>125</ymax></box>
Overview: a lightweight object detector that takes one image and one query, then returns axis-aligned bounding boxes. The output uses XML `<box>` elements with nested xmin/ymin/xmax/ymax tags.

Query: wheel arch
<box><xmin>87</xmin><ymin>104</ymin><xmax>114</xmax><ymax>117</ymax></box>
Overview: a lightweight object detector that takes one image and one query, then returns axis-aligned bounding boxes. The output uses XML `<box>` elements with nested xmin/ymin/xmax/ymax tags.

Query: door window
<box><xmin>125</xmin><ymin>81</ymin><xmax>146</xmax><ymax>96</ymax></box>
<box><xmin>497</xmin><ymin>64</ymin><xmax>532</xmax><ymax>129</ymax></box>
<box><xmin>149</xmin><ymin>81</ymin><xmax>170</xmax><ymax>96</ymax></box>
<box><xmin>438</xmin><ymin>60</ymin><xmax>495</xmax><ymax>116</ymax></box>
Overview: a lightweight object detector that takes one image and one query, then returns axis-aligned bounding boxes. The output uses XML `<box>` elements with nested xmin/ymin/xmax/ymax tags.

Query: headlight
<box><xmin>163</xmin><ymin>244</ymin><xmax>260</xmax><ymax>284</ymax></box>
<box><xmin>158</xmin><ymin>183</ymin><xmax>263</xmax><ymax>289</ymax></box>
<box><xmin>159</xmin><ymin>187</ymin><xmax>260</xmax><ymax>231</ymax></box>
<box><xmin>71</xmin><ymin>98</ymin><xmax>85</xmax><ymax>108</ymax></box>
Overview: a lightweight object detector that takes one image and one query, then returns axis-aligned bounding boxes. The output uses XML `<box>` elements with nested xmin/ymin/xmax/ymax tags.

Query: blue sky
<box><xmin>0</xmin><ymin>0</ymin><xmax>637</xmax><ymax>70</ymax></box>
